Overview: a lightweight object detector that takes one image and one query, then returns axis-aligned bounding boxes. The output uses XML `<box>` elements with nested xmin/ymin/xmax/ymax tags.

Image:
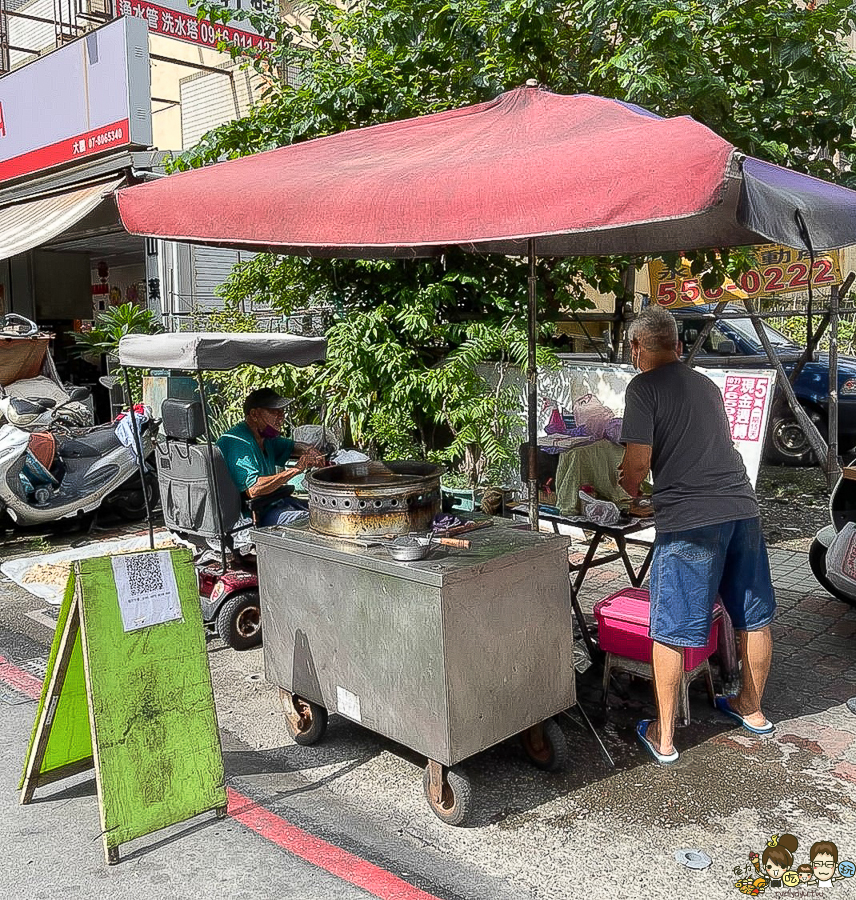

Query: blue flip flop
<box><xmin>715</xmin><ymin>696</ymin><xmax>774</xmax><ymax>735</ymax></box>
<box><xmin>636</xmin><ymin>719</ymin><xmax>679</xmax><ymax>765</ymax></box>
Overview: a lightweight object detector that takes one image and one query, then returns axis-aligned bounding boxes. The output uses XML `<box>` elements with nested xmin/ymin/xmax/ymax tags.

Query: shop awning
<box><xmin>0</xmin><ymin>177</ymin><xmax>124</xmax><ymax>261</ymax></box>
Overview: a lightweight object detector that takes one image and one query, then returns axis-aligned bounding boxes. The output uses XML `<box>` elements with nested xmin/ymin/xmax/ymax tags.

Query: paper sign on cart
<box><xmin>336</xmin><ymin>686</ymin><xmax>362</xmax><ymax>722</ymax></box>
<box><xmin>111</xmin><ymin>551</ymin><xmax>182</xmax><ymax>632</ymax></box>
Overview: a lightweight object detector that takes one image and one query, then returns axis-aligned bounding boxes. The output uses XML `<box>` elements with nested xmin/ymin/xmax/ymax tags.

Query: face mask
<box><xmin>260</xmin><ymin>424</ymin><xmax>281</xmax><ymax>439</ymax></box>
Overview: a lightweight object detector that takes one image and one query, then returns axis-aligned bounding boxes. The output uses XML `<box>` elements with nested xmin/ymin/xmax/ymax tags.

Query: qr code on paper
<box><xmin>125</xmin><ymin>553</ymin><xmax>164</xmax><ymax>597</ymax></box>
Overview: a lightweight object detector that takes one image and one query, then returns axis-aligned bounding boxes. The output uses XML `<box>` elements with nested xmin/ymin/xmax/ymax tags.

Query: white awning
<box><xmin>0</xmin><ymin>177</ymin><xmax>124</xmax><ymax>261</ymax></box>
<box><xmin>118</xmin><ymin>332</ymin><xmax>327</xmax><ymax>371</ymax></box>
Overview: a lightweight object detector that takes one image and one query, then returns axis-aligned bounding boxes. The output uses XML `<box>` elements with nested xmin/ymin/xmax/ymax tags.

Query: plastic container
<box><xmin>593</xmin><ymin>587</ymin><xmax>718</xmax><ymax>670</ymax></box>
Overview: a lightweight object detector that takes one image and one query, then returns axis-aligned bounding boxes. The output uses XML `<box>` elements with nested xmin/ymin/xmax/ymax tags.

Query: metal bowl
<box><xmin>386</xmin><ymin>535</ymin><xmax>433</xmax><ymax>561</ymax></box>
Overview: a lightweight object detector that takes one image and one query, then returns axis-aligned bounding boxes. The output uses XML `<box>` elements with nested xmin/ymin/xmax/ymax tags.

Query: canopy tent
<box><xmin>117</xmin><ymin>87</ymin><xmax>856</xmax><ymax>256</ymax></box>
<box><xmin>118</xmin><ymin>331</ymin><xmax>327</xmax><ymax>567</ymax></box>
<box><xmin>116</xmin><ymin>85</ymin><xmax>856</xmax><ymax>525</ymax></box>
<box><xmin>117</xmin><ymin>332</ymin><xmax>327</xmax><ymax>371</ymax></box>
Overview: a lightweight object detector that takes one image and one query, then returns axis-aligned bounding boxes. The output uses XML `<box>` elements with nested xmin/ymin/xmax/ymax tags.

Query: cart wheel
<box><xmin>521</xmin><ymin>717</ymin><xmax>569</xmax><ymax>772</ymax></box>
<box><xmin>281</xmin><ymin>690</ymin><xmax>328</xmax><ymax>746</ymax></box>
<box><xmin>216</xmin><ymin>590</ymin><xmax>262</xmax><ymax>651</ymax></box>
<box><xmin>422</xmin><ymin>764</ymin><xmax>472</xmax><ymax>827</ymax></box>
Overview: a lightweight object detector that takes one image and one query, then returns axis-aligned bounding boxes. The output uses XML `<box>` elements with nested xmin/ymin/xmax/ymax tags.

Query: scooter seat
<box><xmin>58</xmin><ymin>428</ymin><xmax>122</xmax><ymax>458</ymax></box>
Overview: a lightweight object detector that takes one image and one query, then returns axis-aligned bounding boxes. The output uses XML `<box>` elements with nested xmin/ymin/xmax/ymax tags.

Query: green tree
<box><xmin>72</xmin><ymin>303</ymin><xmax>164</xmax><ymax>401</ymax></box>
<box><xmin>176</xmin><ymin>0</ymin><xmax>856</xmax><ymax>477</ymax></box>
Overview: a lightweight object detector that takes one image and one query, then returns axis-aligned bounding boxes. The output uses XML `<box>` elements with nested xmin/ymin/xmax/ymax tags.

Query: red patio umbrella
<box><xmin>117</xmin><ymin>85</ymin><xmax>856</xmax><ymax>524</ymax></box>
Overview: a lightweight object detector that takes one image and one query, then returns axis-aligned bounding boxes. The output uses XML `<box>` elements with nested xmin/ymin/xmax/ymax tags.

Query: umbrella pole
<box><xmin>828</xmin><ymin>282</ymin><xmax>841</xmax><ymax>490</ymax></box>
<box><xmin>122</xmin><ymin>369</ymin><xmax>155</xmax><ymax>550</ymax></box>
<box><xmin>527</xmin><ymin>239</ymin><xmax>539</xmax><ymax>531</ymax></box>
<box><xmin>195</xmin><ymin>372</ymin><xmax>229</xmax><ymax>574</ymax></box>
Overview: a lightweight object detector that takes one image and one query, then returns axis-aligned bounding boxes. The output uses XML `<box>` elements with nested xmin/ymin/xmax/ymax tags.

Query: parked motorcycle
<box><xmin>0</xmin><ymin>313</ymin><xmax>93</xmax><ymax>429</ymax></box>
<box><xmin>0</xmin><ymin>391</ymin><xmax>157</xmax><ymax>529</ymax></box>
<box><xmin>809</xmin><ymin>468</ymin><xmax>856</xmax><ymax>606</ymax></box>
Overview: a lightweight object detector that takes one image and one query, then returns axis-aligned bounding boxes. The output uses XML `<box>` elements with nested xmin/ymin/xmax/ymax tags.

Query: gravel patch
<box><xmin>756</xmin><ymin>463</ymin><xmax>831</xmax><ymax>552</ymax></box>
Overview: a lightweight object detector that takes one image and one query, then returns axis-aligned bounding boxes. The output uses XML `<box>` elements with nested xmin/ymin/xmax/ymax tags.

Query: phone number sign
<box><xmin>118</xmin><ymin>0</ymin><xmax>275</xmax><ymax>52</ymax></box>
<box><xmin>649</xmin><ymin>244</ymin><xmax>842</xmax><ymax>309</ymax></box>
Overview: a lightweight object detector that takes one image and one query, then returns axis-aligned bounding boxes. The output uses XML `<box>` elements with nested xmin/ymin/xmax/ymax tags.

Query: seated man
<box><xmin>217</xmin><ymin>388</ymin><xmax>325</xmax><ymax>527</ymax></box>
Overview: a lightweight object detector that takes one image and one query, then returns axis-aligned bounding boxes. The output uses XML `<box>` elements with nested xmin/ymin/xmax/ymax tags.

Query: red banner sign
<box><xmin>118</xmin><ymin>0</ymin><xmax>275</xmax><ymax>52</ymax></box>
<box><xmin>0</xmin><ymin>119</ymin><xmax>130</xmax><ymax>182</ymax></box>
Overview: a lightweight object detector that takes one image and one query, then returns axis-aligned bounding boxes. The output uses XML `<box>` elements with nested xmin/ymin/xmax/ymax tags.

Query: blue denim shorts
<box><xmin>258</xmin><ymin>496</ymin><xmax>309</xmax><ymax>527</ymax></box>
<box><xmin>649</xmin><ymin>516</ymin><xmax>776</xmax><ymax>648</ymax></box>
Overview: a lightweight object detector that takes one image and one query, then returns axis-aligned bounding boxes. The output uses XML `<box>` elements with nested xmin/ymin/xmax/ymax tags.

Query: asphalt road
<box><xmin>1</xmin><ymin>517</ymin><xmax>856</xmax><ymax>900</ymax></box>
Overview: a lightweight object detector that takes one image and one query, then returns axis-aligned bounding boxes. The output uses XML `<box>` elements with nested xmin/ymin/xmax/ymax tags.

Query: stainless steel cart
<box><xmin>253</xmin><ymin>517</ymin><xmax>575</xmax><ymax>825</ymax></box>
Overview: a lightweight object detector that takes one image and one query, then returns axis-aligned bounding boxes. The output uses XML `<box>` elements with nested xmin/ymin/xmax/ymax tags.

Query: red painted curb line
<box><xmin>227</xmin><ymin>787</ymin><xmax>441</xmax><ymax>900</ymax></box>
<box><xmin>0</xmin><ymin>654</ymin><xmax>441</xmax><ymax>900</ymax></box>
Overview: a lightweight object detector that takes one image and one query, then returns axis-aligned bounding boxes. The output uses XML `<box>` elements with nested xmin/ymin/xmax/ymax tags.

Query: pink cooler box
<box><xmin>593</xmin><ymin>587</ymin><xmax>718</xmax><ymax>670</ymax></box>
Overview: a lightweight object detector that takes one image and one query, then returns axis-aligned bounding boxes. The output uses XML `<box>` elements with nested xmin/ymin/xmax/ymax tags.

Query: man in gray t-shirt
<box><xmin>619</xmin><ymin>306</ymin><xmax>776</xmax><ymax>765</ymax></box>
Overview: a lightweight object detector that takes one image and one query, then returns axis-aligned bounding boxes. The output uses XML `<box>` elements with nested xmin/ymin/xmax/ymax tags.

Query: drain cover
<box><xmin>847</xmin><ymin>697</ymin><xmax>856</xmax><ymax>716</ymax></box>
<box><xmin>675</xmin><ymin>849</ymin><xmax>712</xmax><ymax>870</ymax></box>
<box><xmin>17</xmin><ymin>657</ymin><xmax>48</xmax><ymax>680</ymax></box>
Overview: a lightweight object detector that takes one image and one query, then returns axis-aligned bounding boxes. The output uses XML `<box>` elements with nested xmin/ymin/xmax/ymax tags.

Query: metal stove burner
<box><xmin>306</xmin><ymin>460</ymin><xmax>442</xmax><ymax>538</ymax></box>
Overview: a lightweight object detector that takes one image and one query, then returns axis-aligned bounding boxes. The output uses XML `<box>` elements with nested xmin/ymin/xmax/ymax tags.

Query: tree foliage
<box><xmin>182</xmin><ymin>0</ymin><xmax>856</xmax><ymax>179</ymax></box>
<box><xmin>176</xmin><ymin>0</ymin><xmax>856</xmax><ymax>479</ymax></box>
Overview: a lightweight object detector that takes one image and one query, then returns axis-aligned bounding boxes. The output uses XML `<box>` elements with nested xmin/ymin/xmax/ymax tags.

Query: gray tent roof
<box><xmin>118</xmin><ymin>332</ymin><xmax>327</xmax><ymax>371</ymax></box>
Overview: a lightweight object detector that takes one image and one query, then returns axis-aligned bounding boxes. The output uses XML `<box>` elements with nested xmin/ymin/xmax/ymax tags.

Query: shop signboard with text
<box><xmin>0</xmin><ymin>17</ymin><xmax>152</xmax><ymax>182</ymax></box>
<box><xmin>119</xmin><ymin>0</ymin><xmax>276</xmax><ymax>52</ymax></box>
<box><xmin>648</xmin><ymin>244</ymin><xmax>842</xmax><ymax>309</ymax></box>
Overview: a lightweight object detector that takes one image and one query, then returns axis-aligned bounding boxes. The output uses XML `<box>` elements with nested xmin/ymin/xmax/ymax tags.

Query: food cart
<box><xmin>254</xmin><ymin>513</ymin><xmax>574</xmax><ymax>825</ymax></box>
<box><xmin>117</xmin><ymin>335</ymin><xmax>576</xmax><ymax>826</ymax></box>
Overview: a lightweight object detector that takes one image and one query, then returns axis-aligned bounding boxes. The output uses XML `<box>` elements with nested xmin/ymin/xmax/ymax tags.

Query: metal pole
<box><xmin>828</xmin><ymin>283</ymin><xmax>841</xmax><ymax>489</ymax></box>
<box><xmin>121</xmin><ymin>369</ymin><xmax>154</xmax><ymax>550</ymax></box>
<box><xmin>616</xmin><ymin>265</ymin><xmax>635</xmax><ymax>361</ymax></box>
<box><xmin>195</xmin><ymin>372</ymin><xmax>229</xmax><ymax>573</ymax></box>
<box><xmin>527</xmin><ymin>239</ymin><xmax>539</xmax><ymax>532</ymax></box>
<box><xmin>684</xmin><ymin>299</ymin><xmax>730</xmax><ymax>367</ymax></box>
<box><xmin>744</xmin><ymin>298</ymin><xmax>828</xmax><ymax>462</ymax></box>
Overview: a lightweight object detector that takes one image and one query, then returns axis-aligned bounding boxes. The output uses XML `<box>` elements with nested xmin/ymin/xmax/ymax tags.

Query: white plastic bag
<box><xmin>578</xmin><ymin>490</ymin><xmax>620</xmax><ymax>525</ymax></box>
<box><xmin>826</xmin><ymin>521</ymin><xmax>856</xmax><ymax>597</ymax></box>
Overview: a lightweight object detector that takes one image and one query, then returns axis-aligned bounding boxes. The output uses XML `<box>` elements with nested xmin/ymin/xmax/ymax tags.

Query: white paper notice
<box><xmin>336</xmin><ymin>686</ymin><xmax>362</xmax><ymax>722</ymax></box>
<box><xmin>111</xmin><ymin>551</ymin><xmax>183</xmax><ymax>633</ymax></box>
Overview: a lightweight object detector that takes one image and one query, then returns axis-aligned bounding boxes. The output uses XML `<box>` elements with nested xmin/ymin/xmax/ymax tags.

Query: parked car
<box><xmin>672</xmin><ymin>305</ymin><xmax>856</xmax><ymax>466</ymax></box>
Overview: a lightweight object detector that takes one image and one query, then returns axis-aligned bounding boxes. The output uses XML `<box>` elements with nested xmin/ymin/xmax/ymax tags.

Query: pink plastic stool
<box><xmin>594</xmin><ymin>587</ymin><xmax>719</xmax><ymax>725</ymax></box>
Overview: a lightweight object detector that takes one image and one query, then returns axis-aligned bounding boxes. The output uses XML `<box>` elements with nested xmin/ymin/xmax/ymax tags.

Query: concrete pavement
<box><xmin>1</xmin><ymin>529</ymin><xmax>855</xmax><ymax>899</ymax></box>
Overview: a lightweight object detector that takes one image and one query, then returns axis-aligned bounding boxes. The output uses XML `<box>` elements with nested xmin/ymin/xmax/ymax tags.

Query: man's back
<box><xmin>621</xmin><ymin>361</ymin><xmax>757</xmax><ymax>531</ymax></box>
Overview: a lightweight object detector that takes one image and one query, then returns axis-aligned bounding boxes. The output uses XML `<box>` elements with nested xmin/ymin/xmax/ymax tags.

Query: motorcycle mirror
<box><xmin>98</xmin><ymin>376</ymin><xmax>121</xmax><ymax>390</ymax></box>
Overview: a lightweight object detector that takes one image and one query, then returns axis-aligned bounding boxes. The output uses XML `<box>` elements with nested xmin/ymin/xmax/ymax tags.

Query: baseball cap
<box><xmin>243</xmin><ymin>388</ymin><xmax>291</xmax><ymax>415</ymax></box>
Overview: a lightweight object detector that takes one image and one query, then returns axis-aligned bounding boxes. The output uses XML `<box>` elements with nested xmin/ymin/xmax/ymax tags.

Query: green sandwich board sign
<box><xmin>20</xmin><ymin>548</ymin><xmax>227</xmax><ymax>864</ymax></box>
